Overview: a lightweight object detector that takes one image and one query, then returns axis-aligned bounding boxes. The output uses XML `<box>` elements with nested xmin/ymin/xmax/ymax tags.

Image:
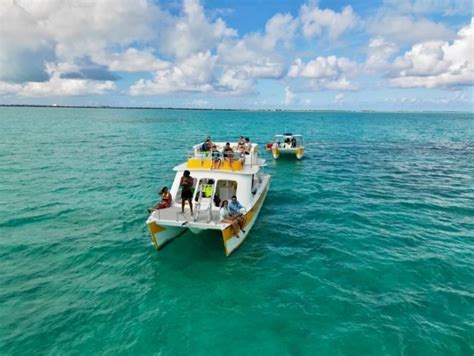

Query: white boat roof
<box><xmin>274</xmin><ymin>133</ymin><xmax>303</xmax><ymax>138</ymax></box>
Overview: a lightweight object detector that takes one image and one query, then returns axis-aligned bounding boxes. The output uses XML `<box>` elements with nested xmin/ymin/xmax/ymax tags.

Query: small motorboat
<box><xmin>266</xmin><ymin>133</ymin><xmax>304</xmax><ymax>159</ymax></box>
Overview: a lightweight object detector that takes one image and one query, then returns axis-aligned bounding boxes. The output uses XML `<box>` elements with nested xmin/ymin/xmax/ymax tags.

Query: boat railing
<box><xmin>187</xmin><ymin>143</ymin><xmax>264</xmax><ymax>170</ymax></box>
<box><xmin>193</xmin><ymin>182</ymin><xmax>215</xmax><ymax>223</ymax></box>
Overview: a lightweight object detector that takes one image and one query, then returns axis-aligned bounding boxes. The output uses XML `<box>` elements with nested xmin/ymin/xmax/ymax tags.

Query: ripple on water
<box><xmin>0</xmin><ymin>109</ymin><xmax>473</xmax><ymax>354</ymax></box>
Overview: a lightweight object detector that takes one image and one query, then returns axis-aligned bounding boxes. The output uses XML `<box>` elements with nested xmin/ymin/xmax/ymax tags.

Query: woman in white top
<box><xmin>220</xmin><ymin>200</ymin><xmax>241</xmax><ymax>237</ymax></box>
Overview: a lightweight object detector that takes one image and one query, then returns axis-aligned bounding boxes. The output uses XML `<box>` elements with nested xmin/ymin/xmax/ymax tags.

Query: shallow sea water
<box><xmin>0</xmin><ymin>108</ymin><xmax>473</xmax><ymax>355</ymax></box>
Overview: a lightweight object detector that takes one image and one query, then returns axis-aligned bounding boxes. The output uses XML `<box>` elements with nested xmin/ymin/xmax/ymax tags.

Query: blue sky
<box><xmin>0</xmin><ymin>0</ymin><xmax>472</xmax><ymax>111</ymax></box>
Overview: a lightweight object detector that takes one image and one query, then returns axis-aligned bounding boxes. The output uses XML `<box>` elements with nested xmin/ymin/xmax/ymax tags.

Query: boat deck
<box><xmin>147</xmin><ymin>204</ymin><xmax>226</xmax><ymax>230</ymax></box>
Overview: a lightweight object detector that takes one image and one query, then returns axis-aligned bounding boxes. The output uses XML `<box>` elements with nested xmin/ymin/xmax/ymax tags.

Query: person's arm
<box><xmin>219</xmin><ymin>208</ymin><xmax>226</xmax><ymax>221</ymax></box>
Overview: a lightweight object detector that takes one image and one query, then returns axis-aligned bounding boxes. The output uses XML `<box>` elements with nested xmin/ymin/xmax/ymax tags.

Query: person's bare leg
<box><xmin>181</xmin><ymin>199</ymin><xmax>185</xmax><ymax>213</ymax></box>
<box><xmin>189</xmin><ymin>199</ymin><xmax>193</xmax><ymax>214</ymax></box>
<box><xmin>233</xmin><ymin>221</ymin><xmax>239</xmax><ymax>236</ymax></box>
<box><xmin>238</xmin><ymin>215</ymin><xmax>245</xmax><ymax>230</ymax></box>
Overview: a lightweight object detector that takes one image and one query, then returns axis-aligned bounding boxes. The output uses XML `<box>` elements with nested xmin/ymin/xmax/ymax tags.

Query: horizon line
<box><xmin>0</xmin><ymin>104</ymin><xmax>472</xmax><ymax>114</ymax></box>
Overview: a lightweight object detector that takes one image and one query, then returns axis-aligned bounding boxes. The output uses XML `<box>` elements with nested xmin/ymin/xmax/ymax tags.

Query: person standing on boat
<box><xmin>291</xmin><ymin>136</ymin><xmax>297</xmax><ymax>147</ymax></box>
<box><xmin>244</xmin><ymin>137</ymin><xmax>252</xmax><ymax>154</ymax></box>
<box><xmin>148</xmin><ymin>186</ymin><xmax>172</xmax><ymax>212</ymax></box>
<box><xmin>219</xmin><ymin>200</ymin><xmax>242</xmax><ymax>238</ymax></box>
<box><xmin>237</xmin><ymin>136</ymin><xmax>246</xmax><ymax>150</ymax></box>
<box><xmin>180</xmin><ymin>170</ymin><xmax>194</xmax><ymax>215</ymax></box>
<box><xmin>229</xmin><ymin>195</ymin><xmax>246</xmax><ymax>232</ymax></box>
<box><xmin>237</xmin><ymin>146</ymin><xmax>246</xmax><ymax>166</ymax></box>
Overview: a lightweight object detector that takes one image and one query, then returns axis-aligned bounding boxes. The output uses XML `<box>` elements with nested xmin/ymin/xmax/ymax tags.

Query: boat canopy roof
<box><xmin>274</xmin><ymin>134</ymin><xmax>303</xmax><ymax>139</ymax></box>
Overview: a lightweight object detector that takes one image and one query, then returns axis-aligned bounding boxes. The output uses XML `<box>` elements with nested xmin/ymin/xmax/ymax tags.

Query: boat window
<box><xmin>214</xmin><ymin>180</ymin><xmax>238</xmax><ymax>207</ymax></box>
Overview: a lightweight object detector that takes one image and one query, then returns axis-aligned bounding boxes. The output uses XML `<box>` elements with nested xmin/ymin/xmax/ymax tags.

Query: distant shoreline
<box><xmin>0</xmin><ymin>104</ymin><xmax>471</xmax><ymax>114</ymax></box>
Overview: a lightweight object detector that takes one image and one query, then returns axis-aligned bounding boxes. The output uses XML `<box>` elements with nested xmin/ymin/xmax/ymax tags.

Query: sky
<box><xmin>0</xmin><ymin>0</ymin><xmax>473</xmax><ymax>111</ymax></box>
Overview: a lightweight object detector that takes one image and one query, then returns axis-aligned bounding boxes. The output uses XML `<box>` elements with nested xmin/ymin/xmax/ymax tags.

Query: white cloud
<box><xmin>368</xmin><ymin>14</ymin><xmax>454</xmax><ymax>45</ymax></box>
<box><xmin>365</xmin><ymin>37</ymin><xmax>399</xmax><ymax>71</ymax></box>
<box><xmin>0</xmin><ymin>66</ymin><xmax>116</xmax><ymax>97</ymax></box>
<box><xmin>263</xmin><ymin>13</ymin><xmax>298</xmax><ymax>48</ymax></box>
<box><xmin>131</xmin><ymin>10</ymin><xmax>297</xmax><ymax>96</ymax></box>
<box><xmin>383</xmin><ymin>0</ymin><xmax>472</xmax><ymax>16</ymax></box>
<box><xmin>284</xmin><ymin>87</ymin><xmax>295</xmax><ymax>105</ymax></box>
<box><xmin>217</xmin><ymin>68</ymin><xmax>255</xmax><ymax>95</ymax></box>
<box><xmin>0</xmin><ymin>81</ymin><xmax>22</xmax><ymax>95</ymax></box>
<box><xmin>130</xmin><ymin>51</ymin><xmax>216</xmax><ymax>95</ymax></box>
<box><xmin>36</xmin><ymin>0</ymin><xmax>157</xmax><ymax>61</ymax></box>
<box><xmin>389</xmin><ymin>18</ymin><xmax>473</xmax><ymax>88</ymax></box>
<box><xmin>0</xmin><ymin>63</ymin><xmax>116</xmax><ymax>97</ymax></box>
<box><xmin>216</xmin><ymin>38</ymin><xmax>286</xmax><ymax>79</ymax></box>
<box><xmin>20</xmin><ymin>76</ymin><xmax>116</xmax><ymax>97</ymax></box>
<box><xmin>159</xmin><ymin>0</ymin><xmax>236</xmax><ymax>59</ymax></box>
<box><xmin>383</xmin><ymin>90</ymin><xmax>472</xmax><ymax>107</ymax></box>
<box><xmin>288</xmin><ymin>56</ymin><xmax>359</xmax><ymax>90</ymax></box>
<box><xmin>96</xmin><ymin>49</ymin><xmax>171</xmax><ymax>72</ymax></box>
<box><xmin>299</xmin><ymin>2</ymin><xmax>358</xmax><ymax>39</ymax></box>
<box><xmin>188</xmin><ymin>99</ymin><xmax>209</xmax><ymax>107</ymax></box>
<box><xmin>334</xmin><ymin>93</ymin><xmax>346</xmax><ymax>104</ymax></box>
<box><xmin>216</xmin><ymin>12</ymin><xmax>297</xmax><ymax>80</ymax></box>
<box><xmin>0</xmin><ymin>0</ymin><xmax>160</xmax><ymax>85</ymax></box>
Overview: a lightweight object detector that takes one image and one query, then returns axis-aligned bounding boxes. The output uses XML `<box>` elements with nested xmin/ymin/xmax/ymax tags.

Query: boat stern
<box><xmin>146</xmin><ymin>216</ymin><xmax>186</xmax><ymax>250</ymax></box>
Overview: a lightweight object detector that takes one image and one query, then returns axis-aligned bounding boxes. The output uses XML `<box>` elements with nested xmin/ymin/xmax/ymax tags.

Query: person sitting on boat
<box><xmin>228</xmin><ymin>195</ymin><xmax>246</xmax><ymax>230</ymax></box>
<box><xmin>272</xmin><ymin>141</ymin><xmax>280</xmax><ymax>149</ymax></box>
<box><xmin>148</xmin><ymin>186</ymin><xmax>172</xmax><ymax>212</ymax></box>
<box><xmin>237</xmin><ymin>146</ymin><xmax>246</xmax><ymax>166</ymax></box>
<box><xmin>201</xmin><ymin>138</ymin><xmax>212</xmax><ymax>152</ymax></box>
<box><xmin>237</xmin><ymin>136</ymin><xmax>246</xmax><ymax>150</ymax></box>
<box><xmin>229</xmin><ymin>195</ymin><xmax>245</xmax><ymax>214</ymax></box>
<box><xmin>284</xmin><ymin>137</ymin><xmax>290</xmax><ymax>148</ymax></box>
<box><xmin>211</xmin><ymin>145</ymin><xmax>221</xmax><ymax>169</ymax></box>
<box><xmin>180</xmin><ymin>170</ymin><xmax>194</xmax><ymax>215</ymax></box>
<box><xmin>291</xmin><ymin>136</ymin><xmax>297</xmax><ymax>147</ymax></box>
<box><xmin>223</xmin><ymin>142</ymin><xmax>234</xmax><ymax>169</ymax></box>
<box><xmin>219</xmin><ymin>200</ymin><xmax>243</xmax><ymax>238</ymax></box>
<box><xmin>244</xmin><ymin>137</ymin><xmax>252</xmax><ymax>154</ymax></box>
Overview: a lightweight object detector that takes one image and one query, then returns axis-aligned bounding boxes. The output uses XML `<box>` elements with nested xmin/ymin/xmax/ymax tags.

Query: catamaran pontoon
<box><xmin>146</xmin><ymin>141</ymin><xmax>271</xmax><ymax>256</ymax></box>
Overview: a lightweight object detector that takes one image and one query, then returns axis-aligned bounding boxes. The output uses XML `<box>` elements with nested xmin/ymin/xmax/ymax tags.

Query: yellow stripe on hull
<box><xmin>296</xmin><ymin>147</ymin><xmax>304</xmax><ymax>159</ymax></box>
<box><xmin>147</xmin><ymin>222</ymin><xmax>185</xmax><ymax>250</ymax></box>
<box><xmin>221</xmin><ymin>178</ymin><xmax>270</xmax><ymax>256</ymax></box>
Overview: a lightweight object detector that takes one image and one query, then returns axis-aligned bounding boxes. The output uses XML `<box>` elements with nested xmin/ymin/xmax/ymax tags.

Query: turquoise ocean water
<box><xmin>1</xmin><ymin>107</ymin><xmax>473</xmax><ymax>355</ymax></box>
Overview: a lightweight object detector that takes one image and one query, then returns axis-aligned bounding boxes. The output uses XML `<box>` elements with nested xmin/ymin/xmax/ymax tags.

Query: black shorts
<box><xmin>181</xmin><ymin>188</ymin><xmax>193</xmax><ymax>200</ymax></box>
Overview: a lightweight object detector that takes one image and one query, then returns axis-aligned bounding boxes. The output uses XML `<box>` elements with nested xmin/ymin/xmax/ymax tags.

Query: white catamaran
<box><xmin>268</xmin><ymin>133</ymin><xmax>305</xmax><ymax>159</ymax></box>
<box><xmin>146</xmin><ymin>141</ymin><xmax>271</xmax><ymax>256</ymax></box>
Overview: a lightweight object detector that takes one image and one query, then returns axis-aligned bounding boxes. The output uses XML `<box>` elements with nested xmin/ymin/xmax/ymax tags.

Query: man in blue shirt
<box><xmin>229</xmin><ymin>195</ymin><xmax>244</xmax><ymax>213</ymax></box>
<box><xmin>228</xmin><ymin>195</ymin><xmax>246</xmax><ymax>233</ymax></box>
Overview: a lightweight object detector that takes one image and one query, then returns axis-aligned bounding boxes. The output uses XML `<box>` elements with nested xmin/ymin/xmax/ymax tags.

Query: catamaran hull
<box><xmin>221</xmin><ymin>176</ymin><xmax>271</xmax><ymax>256</ymax></box>
<box><xmin>147</xmin><ymin>223</ymin><xmax>186</xmax><ymax>250</ymax></box>
<box><xmin>147</xmin><ymin>176</ymin><xmax>271</xmax><ymax>256</ymax></box>
<box><xmin>272</xmin><ymin>147</ymin><xmax>304</xmax><ymax>159</ymax></box>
